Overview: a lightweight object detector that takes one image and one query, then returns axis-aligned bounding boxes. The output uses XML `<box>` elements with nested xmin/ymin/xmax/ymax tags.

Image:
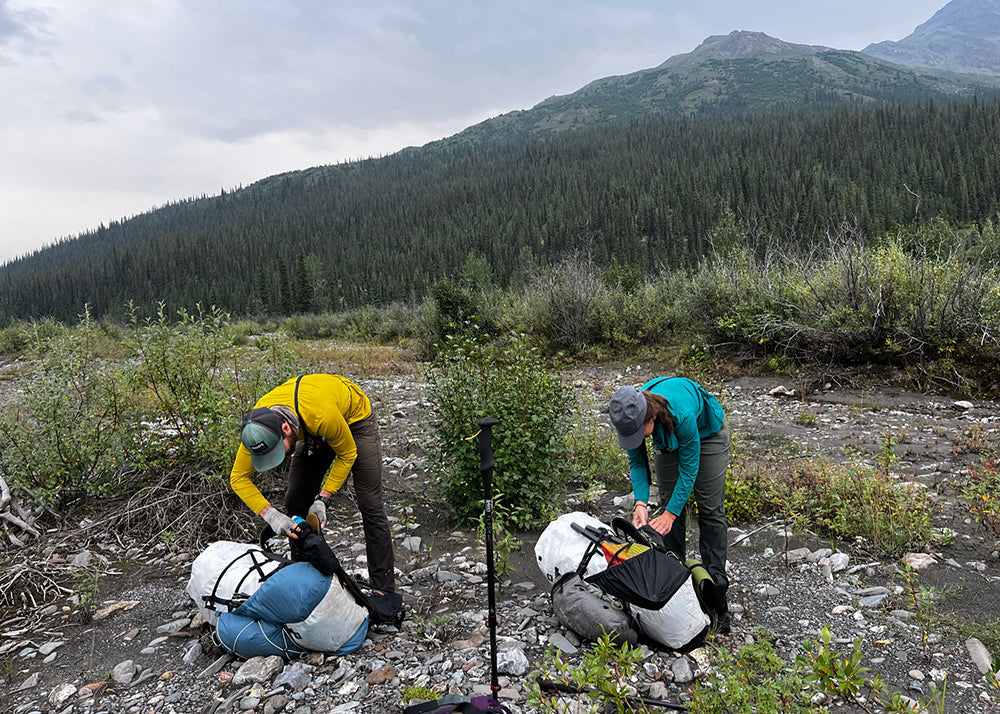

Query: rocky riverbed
<box><xmin>2</xmin><ymin>363</ymin><xmax>999</xmax><ymax>713</ymax></box>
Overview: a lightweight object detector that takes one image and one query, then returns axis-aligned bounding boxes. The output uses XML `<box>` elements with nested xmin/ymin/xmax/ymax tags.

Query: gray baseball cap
<box><xmin>609</xmin><ymin>386</ymin><xmax>648</xmax><ymax>450</ymax></box>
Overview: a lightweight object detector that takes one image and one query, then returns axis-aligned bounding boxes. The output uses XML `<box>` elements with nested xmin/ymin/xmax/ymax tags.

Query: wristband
<box><xmin>634</xmin><ymin>501</ymin><xmax>647</xmax><ymax>510</ymax></box>
<box><xmin>314</xmin><ymin>494</ymin><xmax>332</xmax><ymax>507</ymax></box>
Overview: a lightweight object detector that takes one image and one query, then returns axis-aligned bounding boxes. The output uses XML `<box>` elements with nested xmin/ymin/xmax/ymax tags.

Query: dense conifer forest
<box><xmin>1</xmin><ymin>95</ymin><xmax>998</xmax><ymax>323</ymax></box>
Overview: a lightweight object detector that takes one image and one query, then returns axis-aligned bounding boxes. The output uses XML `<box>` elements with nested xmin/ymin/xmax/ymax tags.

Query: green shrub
<box><xmin>725</xmin><ymin>460</ymin><xmax>774</xmax><ymax>526</ymax></box>
<box><xmin>592</xmin><ymin>280</ymin><xmax>679</xmax><ymax>350</ymax></box>
<box><xmin>426</xmin><ymin>329</ymin><xmax>571</xmax><ymax>528</ymax></box>
<box><xmin>0</xmin><ymin>324</ymin><xmax>138</xmax><ymax>502</ymax></box>
<box><xmin>524</xmin><ymin>254</ymin><xmax>604</xmax><ymax>351</ymax></box>
<box><xmin>429</xmin><ymin>277</ymin><xmax>481</xmax><ymax>343</ymax></box>
<box><xmin>690</xmin><ymin>632</ymin><xmax>822</xmax><ymax>714</ymax></box>
<box><xmin>0</xmin><ymin>318</ymin><xmax>66</xmax><ymax>356</ymax></box>
<box><xmin>680</xmin><ymin>222</ymin><xmax>1000</xmax><ymax>377</ymax></box>
<box><xmin>564</xmin><ymin>409</ymin><xmax>625</xmax><ymax>491</ymax></box>
<box><xmin>961</xmin><ymin>458</ymin><xmax>1000</xmax><ymax>536</ymax></box>
<box><xmin>773</xmin><ymin>458</ymin><xmax>933</xmax><ymax>557</ymax></box>
<box><xmin>0</xmin><ymin>323</ymin><xmax>35</xmax><ymax>356</ymax></box>
<box><xmin>528</xmin><ymin>630</ymin><xmax>646</xmax><ymax>714</ymax></box>
<box><xmin>798</xmin><ymin>625</ymin><xmax>874</xmax><ymax>705</ymax></box>
<box><xmin>283</xmin><ymin>313</ymin><xmax>340</xmax><ymax>340</ymax></box>
<box><xmin>129</xmin><ymin>303</ymin><xmax>300</xmax><ymax>473</ymax></box>
<box><xmin>0</xmin><ymin>305</ymin><xmax>302</xmax><ymax>510</ymax></box>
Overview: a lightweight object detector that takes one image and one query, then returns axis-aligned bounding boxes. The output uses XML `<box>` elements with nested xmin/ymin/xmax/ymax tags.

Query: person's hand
<box><xmin>647</xmin><ymin>510</ymin><xmax>676</xmax><ymax>536</ymax></box>
<box><xmin>262</xmin><ymin>506</ymin><xmax>299</xmax><ymax>539</ymax></box>
<box><xmin>308</xmin><ymin>497</ymin><xmax>328</xmax><ymax>530</ymax></box>
<box><xmin>632</xmin><ymin>501</ymin><xmax>649</xmax><ymax>528</ymax></box>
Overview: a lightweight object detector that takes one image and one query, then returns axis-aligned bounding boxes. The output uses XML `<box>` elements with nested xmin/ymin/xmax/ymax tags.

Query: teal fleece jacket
<box><xmin>625</xmin><ymin>377</ymin><xmax>725</xmax><ymax>515</ymax></box>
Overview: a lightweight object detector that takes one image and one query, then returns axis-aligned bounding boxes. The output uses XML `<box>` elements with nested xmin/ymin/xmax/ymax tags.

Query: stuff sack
<box><xmin>289</xmin><ymin>520</ymin><xmax>341</xmax><ymax>576</ymax></box>
<box><xmin>534</xmin><ymin>511</ymin><xmax>610</xmax><ymax>584</ymax></box>
<box><xmin>357</xmin><ymin>589</ymin><xmax>405</xmax><ymax>628</ymax></box>
<box><xmin>187</xmin><ymin>541</ymin><xmax>286</xmax><ymax>625</ymax></box>
<box><xmin>686</xmin><ymin>559</ymin><xmax>719</xmax><ymax>619</ymax></box>
<box><xmin>584</xmin><ymin>546</ymin><xmax>691</xmax><ymax>611</ymax></box>
<box><xmin>550</xmin><ymin>572</ymin><xmax>638</xmax><ymax>645</ymax></box>
<box><xmin>215</xmin><ymin>613</ymin><xmax>308</xmax><ymax>660</ymax></box>
<box><xmin>629</xmin><ymin>574</ymin><xmax>710</xmax><ymax>652</ymax></box>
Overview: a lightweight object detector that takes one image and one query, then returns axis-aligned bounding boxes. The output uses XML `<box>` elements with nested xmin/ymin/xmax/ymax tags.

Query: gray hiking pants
<box><xmin>653</xmin><ymin>415</ymin><xmax>730</xmax><ymax>591</ymax></box>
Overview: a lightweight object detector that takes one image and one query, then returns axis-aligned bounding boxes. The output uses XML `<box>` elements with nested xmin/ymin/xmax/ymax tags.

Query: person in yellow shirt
<box><xmin>231</xmin><ymin>373</ymin><xmax>395</xmax><ymax>594</ymax></box>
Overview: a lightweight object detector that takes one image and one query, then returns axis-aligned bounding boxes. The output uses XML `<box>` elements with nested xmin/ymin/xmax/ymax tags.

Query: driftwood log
<box><xmin>0</xmin><ymin>472</ymin><xmax>40</xmax><ymax>546</ymax></box>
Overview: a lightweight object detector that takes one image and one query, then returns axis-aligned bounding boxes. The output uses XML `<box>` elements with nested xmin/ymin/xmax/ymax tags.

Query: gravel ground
<box><xmin>2</xmin><ymin>361</ymin><xmax>999</xmax><ymax>713</ymax></box>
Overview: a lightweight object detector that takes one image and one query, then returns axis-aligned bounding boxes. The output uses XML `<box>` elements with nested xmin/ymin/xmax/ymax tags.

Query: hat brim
<box><xmin>616</xmin><ymin>427</ymin><xmax>645</xmax><ymax>451</ymax></box>
<box><xmin>250</xmin><ymin>441</ymin><xmax>287</xmax><ymax>472</ymax></box>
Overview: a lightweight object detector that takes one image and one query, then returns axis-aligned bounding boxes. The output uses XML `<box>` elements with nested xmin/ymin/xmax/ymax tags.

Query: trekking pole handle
<box><xmin>477</xmin><ymin>417</ymin><xmax>498</xmax><ymax>484</ymax></box>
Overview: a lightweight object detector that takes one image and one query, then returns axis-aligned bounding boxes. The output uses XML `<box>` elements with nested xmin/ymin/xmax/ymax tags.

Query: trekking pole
<box><xmin>537</xmin><ymin>679</ymin><xmax>688</xmax><ymax>711</ymax></box>
<box><xmin>477</xmin><ymin>416</ymin><xmax>501</xmax><ymax>699</ymax></box>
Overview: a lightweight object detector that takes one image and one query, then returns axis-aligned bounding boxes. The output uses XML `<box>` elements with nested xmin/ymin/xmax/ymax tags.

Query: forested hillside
<box><xmin>1</xmin><ymin>95</ymin><xmax>998</xmax><ymax>323</ymax></box>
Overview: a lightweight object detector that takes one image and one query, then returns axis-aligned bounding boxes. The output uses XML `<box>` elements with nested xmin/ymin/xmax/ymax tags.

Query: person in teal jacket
<box><xmin>609</xmin><ymin>376</ymin><xmax>731</xmax><ymax>632</ymax></box>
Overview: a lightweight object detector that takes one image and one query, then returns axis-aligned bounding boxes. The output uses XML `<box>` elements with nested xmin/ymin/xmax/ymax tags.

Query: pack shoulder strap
<box><xmin>293</xmin><ymin>375</ymin><xmax>312</xmax><ymax>439</ymax></box>
<box><xmin>574</xmin><ymin>540</ymin><xmax>602</xmax><ymax>579</ymax></box>
<box><xmin>640</xmin><ymin>376</ymin><xmax>671</xmax><ymax>487</ymax></box>
<box><xmin>643</xmin><ymin>376</ymin><xmax>671</xmax><ymax>392</ymax></box>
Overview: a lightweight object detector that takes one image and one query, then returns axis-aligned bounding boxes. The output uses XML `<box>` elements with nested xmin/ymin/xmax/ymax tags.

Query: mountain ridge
<box><xmin>444</xmin><ymin>20</ymin><xmax>997</xmax><ymax>146</ymax></box>
<box><xmin>1</xmin><ymin>1</ymin><xmax>998</xmax><ymax>322</ymax></box>
<box><xmin>862</xmin><ymin>0</ymin><xmax>1000</xmax><ymax>73</ymax></box>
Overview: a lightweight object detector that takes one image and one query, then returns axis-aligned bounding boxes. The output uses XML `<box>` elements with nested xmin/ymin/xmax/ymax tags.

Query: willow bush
<box><xmin>0</xmin><ymin>306</ymin><xmax>300</xmax><ymax>508</ymax></box>
<box><xmin>685</xmin><ymin>221</ymin><xmax>1000</xmax><ymax>379</ymax></box>
<box><xmin>426</xmin><ymin>328</ymin><xmax>571</xmax><ymax>528</ymax></box>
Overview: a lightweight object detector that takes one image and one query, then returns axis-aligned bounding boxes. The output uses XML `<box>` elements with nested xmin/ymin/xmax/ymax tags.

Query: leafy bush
<box><xmin>523</xmin><ymin>253</ymin><xmax>605</xmax><ymax>351</ymax></box>
<box><xmin>0</xmin><ymin>323</ymin><xmax>138</xmax><ymax>502</ymax></box>
<box><xmin>961</xmin><ymin>458</ymin><xmax>1000</xmax><ymax>536</ymax></box>
<box><xmin>682</xmin><ymin>222</ymin><xmax>1000</xmax><ymax>380</ymax></box>
<box><xmin>797</xmin><ymin>625</ymin><xmax>878</xmax><ymax>709</ymax></box>
<box><xmin>690</xmin><ymin>632</ymin><xmax>821</xmax><ymax>714</ymax></box>
<box><xmin>0</xmin><ymin>305</ymin><xmax>300</xmax><ymax>509</ymax></box>
<box><xmin>772</xmin><ymin>458</ymin><xmax>933</xmax><ymax>557</ymax></box>
<box><xmin>428</xmin><ymin>277</ymin><xmax>481</xmax><ymax>344</ymax></box>
<box><xmin>0</xmin><ymin>318</ymin><xmax>66</xmax><ymax>356</ymax></box>
<box><xmin>724</xmin><ymin>460</ymin><xmax>773</xmax><ymax>526</ymax></box>
<box><xmin>725</xmin><ymin>436</ymin><xmax>933</xmax><ymax>557</ymax></box>
<box><xmin>128</xmin><ymin>303</ymin><xmax>300</xmax><ymax>472</ymax></box>
<box><xmin>528</xmin><ymin>630</ymin><xmax>646</xmax><ymax>714</ymax></box>
<box><xmin>282</xmin><ymin>302</ymin><xmax>425</xmax><ymax>343</ymax></box>
<box><xmin>563</xmin><ymin>407</ymin><xmax>625</xmax><ymax>491</ymax></box>
<box><xmin>426</xmin><ymin>328</ymin><xmax>571</xmax><ymax>528</ymax></box>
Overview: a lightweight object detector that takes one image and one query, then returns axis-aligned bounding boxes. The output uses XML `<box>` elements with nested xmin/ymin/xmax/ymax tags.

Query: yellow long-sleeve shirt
<box><xmin>229</xmin><ymin>374</ymin><xmax>373</xmax><ymax>514</ymax></box>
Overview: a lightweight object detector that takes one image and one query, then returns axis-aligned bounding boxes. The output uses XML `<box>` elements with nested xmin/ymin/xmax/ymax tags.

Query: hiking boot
<box><xmin>712</xmin><ymin>582</ymin><xmax>731</xmax><ymax>634</ymax></box>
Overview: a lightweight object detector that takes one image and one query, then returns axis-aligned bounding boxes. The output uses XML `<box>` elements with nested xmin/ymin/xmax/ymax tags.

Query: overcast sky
<box><xmin>0</xmin><ymin>0</ymin><xmax>949</xmax><ymax>264</ymax></box>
